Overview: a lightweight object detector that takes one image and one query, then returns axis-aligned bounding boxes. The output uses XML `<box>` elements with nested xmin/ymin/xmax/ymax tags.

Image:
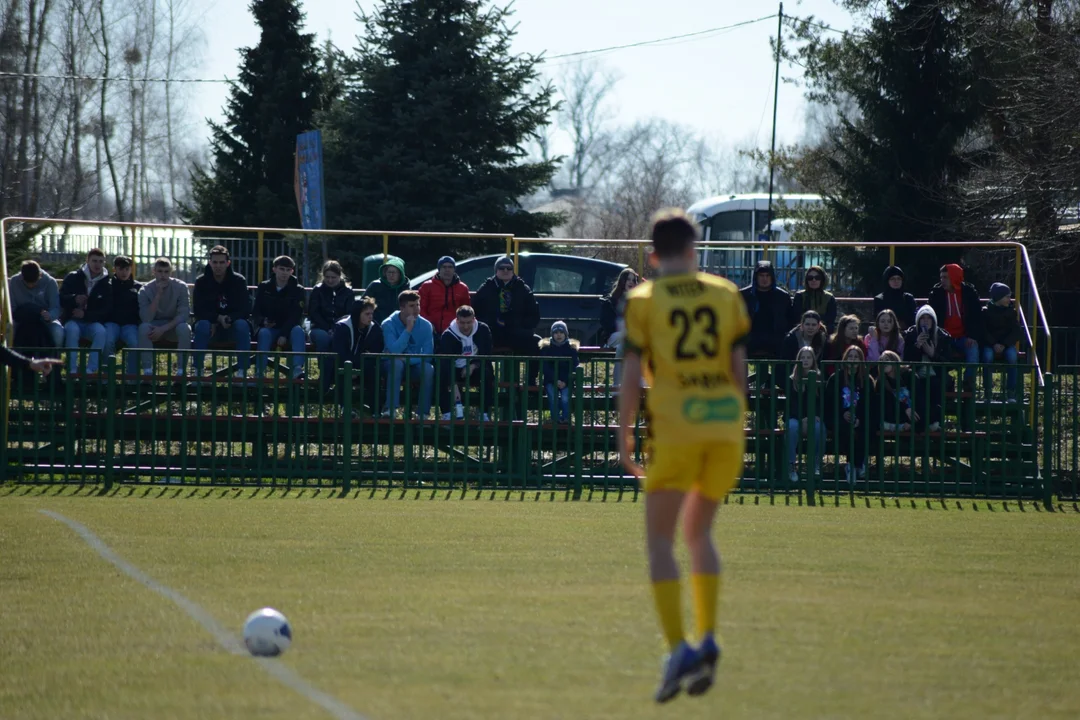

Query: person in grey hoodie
<box><xmin>8</xmin><ymin>260</ymin><xmax>63</xmax><ymax>349</ymax></box>
<box><xmin>137</xmin><ymin>257</ymin><xmax>192</xmax><ymax>376</ymax></box>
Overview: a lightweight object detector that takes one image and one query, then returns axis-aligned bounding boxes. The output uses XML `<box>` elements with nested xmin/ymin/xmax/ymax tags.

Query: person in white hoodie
<box><xmin>438</xmin><ymin>306</ymin><xmax>494</xmax><ymax>421</ymax></box>
<box><xmin>59</xmin><ymin>248</ymin><xmax>112</xmax><ymax>374</ymax></box>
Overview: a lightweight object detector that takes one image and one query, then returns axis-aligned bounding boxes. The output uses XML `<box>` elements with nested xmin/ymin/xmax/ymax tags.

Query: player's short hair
<box><xmin>87</xmin><ymin>248</ymin><xmax>105</xmax><ymax>260</ymax></box>
<box><xmin>356</xmin><ymin>295</ymin><xmax>377</xmax><ymax>313</ymax></box>
<box><xmin>800</xmin><ymin>310</ymin><xmax>821</xmax><ymax>324</ymax></box>
<box><xmin>209</xmin><ymin>245</ymin><xmax>230</xmax><ymax>260</ymax></box>
<box><xmin>153</xmin><ymin>257</ymin><xmax>173</xmax><ymax>269</ymax></box>
<box><xmin>456</xmin><ymin>305</ymin><xmax>475</xmax><ymax>318</ymax></box>
<box><xmin>649</xmin><ymin>208</ymin><xmax>699</xmax><ymax>259</ymax></box>
<box><xmin>272</xmin><ymin>255</ymin><xmax>295</xmax><ymax>269</ymax></box>
<box><xmin>19</xmin><ymin>260</ymin><xmax>41</xmax><ymax>283</ymax></box>
<box><xmin>397</xmin><ymin>289</ymin><xmax>420</xmax><ymax>307</ymax></box>
<box><xmin>113</xmin><ymin>255</ymin><xmax>133</xmax><ymax>269</ymax></box>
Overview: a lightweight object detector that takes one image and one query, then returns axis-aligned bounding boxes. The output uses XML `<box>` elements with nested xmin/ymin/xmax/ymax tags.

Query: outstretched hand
<box><xmin>29</xmin><ymin>358</ymin><xmax>62</xmax><ymax>376</ymax></box>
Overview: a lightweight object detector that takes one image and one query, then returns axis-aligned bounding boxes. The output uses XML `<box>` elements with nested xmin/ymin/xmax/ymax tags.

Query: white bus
<box><xmin>687</xmin><ymin>193</ymin><xmax>825</xmax><ymax>288</ymax></box>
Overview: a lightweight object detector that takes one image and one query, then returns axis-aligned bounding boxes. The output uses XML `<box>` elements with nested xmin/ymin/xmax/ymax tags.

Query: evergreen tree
<box><xmin>322</xmin><ymin>0</ymin><xmax>561</xmax><ymax>275</ymax></box>
<box><xmin>184</xmin><ymin>0</ymin><xmax>324</xmax><ymax>236</ymax></box>
<box><xmin>787</xmin><ymin>1</ymin><xmax>980</xmax><ymax>294</ymax></box>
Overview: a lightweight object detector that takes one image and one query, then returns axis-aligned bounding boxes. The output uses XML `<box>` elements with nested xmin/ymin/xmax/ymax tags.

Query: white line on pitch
<box><xmin>40</xmin><ymin>509</ymin><xmax>369</xmax><ymax>720</ymax></box>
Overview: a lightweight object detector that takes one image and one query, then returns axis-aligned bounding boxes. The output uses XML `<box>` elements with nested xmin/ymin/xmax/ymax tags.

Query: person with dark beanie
<box><xmin>873</xmin><ymin>266</ymin><xmax>916</xmax><ymax>330</ymax></box>
<box><xmin>981</xmin><ymin>282</ymin><xmax>1021</xmax><ymax>402</ymax></box>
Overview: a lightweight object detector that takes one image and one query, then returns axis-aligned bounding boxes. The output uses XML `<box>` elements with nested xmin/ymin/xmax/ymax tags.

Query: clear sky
<box><xmin>190</xmin><ymin>0</ymin><xmax>853</xmax><ymax>154</ymax></box>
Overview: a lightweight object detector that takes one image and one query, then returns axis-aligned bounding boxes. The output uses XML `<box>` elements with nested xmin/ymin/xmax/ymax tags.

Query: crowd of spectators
<box><xmin>7</xmin><ymin>250</ymin><xmax>1023</xmax><ymax>441</ymax></box>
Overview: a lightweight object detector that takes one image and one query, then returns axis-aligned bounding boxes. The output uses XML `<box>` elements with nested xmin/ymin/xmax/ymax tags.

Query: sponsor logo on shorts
<box><xmin>682</xmin><ymin>396</ymin><xmax>741</xmax><ymax>423</ymax></box>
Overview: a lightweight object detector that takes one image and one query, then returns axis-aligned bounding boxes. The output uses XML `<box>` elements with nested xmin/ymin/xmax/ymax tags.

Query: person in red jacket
<box><xmin>419</xmin><ymin>256</ymin><xmax>471</xmax><ymax>345</ymax></box>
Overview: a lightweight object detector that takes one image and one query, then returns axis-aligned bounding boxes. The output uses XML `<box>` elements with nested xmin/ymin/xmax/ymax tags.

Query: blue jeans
<box><xmin>981</xmin><ymin>345</ymin><xmax>1018</xmax><ymax>394</ymax></box>
<box><xmin>787</xmin><ymin>417</ymin><xmax>825</xmax><ymax>471</ymax></box>
<box><xmin>63</xmin><ymin>320</ymin><xmax>107</xmax><ymax>373</ymax></box>
<box><xmin>192</xmin><ymin>319</ymin><xmax>252</xmax><ymax>373</ymax></box>
<box><xmin>949</xmin><ymin>337</ymin><xmax>980</xmax><ymax>382</ymax></box>
<box><xmin>104</xmin><ymin>322</ymin><xmax>140</xmax><ymax>375</ymax></box>
<box><xmin>384</xmin><ymin>359</ymin><xmax>433</xmax><ymax>416</ymax></box>
<box><xmin>255</xmin><ymin>325</ymin><xmax>307</xmax><ymax>375</ymax></box>
<box><xmin>546</xmin><ymin>383</ymin><xmax>570</xmax><ymax>422</ymax></box>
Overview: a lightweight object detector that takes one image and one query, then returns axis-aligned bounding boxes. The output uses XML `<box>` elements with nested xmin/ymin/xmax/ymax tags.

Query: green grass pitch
<box><xmin>1</xmin><ymin>490</ymin><xmax>1079</xmax><ymax>719</ymax></box>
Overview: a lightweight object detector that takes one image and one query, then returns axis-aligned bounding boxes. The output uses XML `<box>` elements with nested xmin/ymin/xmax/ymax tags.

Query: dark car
<box><xmin>409</xmin><ymin>253</ymin><xmax>627</xmax><ymax>344</ymax></box>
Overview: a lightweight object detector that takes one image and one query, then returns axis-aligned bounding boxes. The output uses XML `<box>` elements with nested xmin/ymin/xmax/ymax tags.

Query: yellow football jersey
<box><xmin>623</xmin><ymin>272</ymin><xmax>750</xmax><ymax>444</ymax></box>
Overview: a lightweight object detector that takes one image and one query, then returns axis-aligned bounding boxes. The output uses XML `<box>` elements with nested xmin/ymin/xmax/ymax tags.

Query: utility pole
<box><xmin>766</xmin><ymin>2</ymin><xmax>783</xmax><ymax>236</ymax></box>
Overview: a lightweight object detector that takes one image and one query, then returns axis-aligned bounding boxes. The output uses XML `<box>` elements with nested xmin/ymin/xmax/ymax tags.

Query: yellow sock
<box><xmin>691</xmin><ymin>573</ymin><xmax>721</xmax><ymax>641</ymax></box>
<box><xmin>651</xmin><ymin>579</ymin><xmax>684</xmax><ymax>650</ymax></box>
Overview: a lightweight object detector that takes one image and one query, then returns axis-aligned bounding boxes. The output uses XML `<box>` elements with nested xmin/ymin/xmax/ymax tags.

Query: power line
<box><xmin>0</xmin><ymin>12</ymin><xmax>790</xmax><ymax>83</ymax></box>
<box><xmin>542</xmin><ymin>13</ymin><xmax>779</xmax><ymax>61</ymax></box>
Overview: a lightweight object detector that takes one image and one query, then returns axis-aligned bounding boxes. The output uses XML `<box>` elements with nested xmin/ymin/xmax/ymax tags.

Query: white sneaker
<box><xmin>857</xmin><ymin>464</ymin><xmax>867</xmax><ymax>479</ymax></box>
<box><xmin>789</xmin><ymin>468</ymin><xmax>799</xmax><ymax>484</ymax></box>
<box><xmin>455</xmin><ymin>402</ymin><xmax>464</xmax><ymax>420</ymax></box>
<box><xmin>441</xmin><ymin>412</ymin><xmax>452</xmax><ymax>421</ymax></box>
<box><xmin>234</xmin><ymin>370</ymin><xmax>245</xmax><ymax>380</ymax></box>
<box><xmin>379</xmin><ymin>409</ymin><xmax>394</xmax><ymax>419</ymax></box>
<box><xmin>845</xmin><ymin>464</ymin><xmax>855</xmax><ymax>486</ymax></box>
<box><xmin>928</xmin><ymin>422</ymin><xmax>941</xmax><ymax>432</ymax></box>
<box><xmin>482</xmin><ymin>413</ymin><xmax>491</xmax><ymax>422</ymax></box>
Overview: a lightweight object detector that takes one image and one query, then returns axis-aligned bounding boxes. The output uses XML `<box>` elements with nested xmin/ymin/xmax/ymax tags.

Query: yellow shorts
<box><xmin>644</xmin><ymin>437</ymin><xmax>745</xmax><ymax>501</ymax></box>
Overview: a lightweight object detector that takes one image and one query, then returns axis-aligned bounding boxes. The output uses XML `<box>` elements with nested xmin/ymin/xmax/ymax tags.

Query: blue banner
<box><xmin>295</xmin><ymin>130</ymin><xmax>326</xmax><ymax>230</ymax></box>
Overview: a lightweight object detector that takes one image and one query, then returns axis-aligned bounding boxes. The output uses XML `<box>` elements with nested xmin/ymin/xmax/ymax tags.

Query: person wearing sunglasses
<box><xmin>790</xmin><ymin>265</ymin><xmax>836</xmax><ymax>334</ymax></box>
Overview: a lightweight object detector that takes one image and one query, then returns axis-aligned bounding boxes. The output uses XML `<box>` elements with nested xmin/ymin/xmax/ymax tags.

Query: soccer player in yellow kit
<box><xmin>619</xmin><ymin>208</ymin><xmax>750</xmax><ymax>703</ymax></box>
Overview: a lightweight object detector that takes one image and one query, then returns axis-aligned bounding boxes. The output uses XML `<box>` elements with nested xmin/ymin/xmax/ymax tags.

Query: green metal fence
<box><xmin>2</xmin><ymin>348</ymin><xmax>1057</xmax><ymax>504</ymax></box>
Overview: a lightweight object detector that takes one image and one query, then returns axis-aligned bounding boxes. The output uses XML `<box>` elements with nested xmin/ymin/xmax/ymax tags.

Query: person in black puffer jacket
<box><xmin>980</xmin><ymin>283</ymin><xmax>1021</xmax><ymax>401</ymax></box>
<box><xmin>308</xmin><ymin>260</ymin><xmax>354</xmax><ymax>387</ymax></box>
<box><xmin>105</xmin><ymin>256</ymin><xmax>143</xmax><ymax>376</ymax></box>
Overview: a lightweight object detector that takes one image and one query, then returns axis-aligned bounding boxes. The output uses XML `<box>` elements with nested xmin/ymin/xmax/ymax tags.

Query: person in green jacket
<box><xmin>364</xmin><ymin>257</ymin><xmax>410</xmax><ymax>325</ymax></box>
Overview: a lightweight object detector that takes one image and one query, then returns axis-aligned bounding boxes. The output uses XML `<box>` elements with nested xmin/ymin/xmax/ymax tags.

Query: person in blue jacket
<box><xmin>380</xmin><ymin>290</ymin><xmax>434</xmax><ymax>419</ymax></box>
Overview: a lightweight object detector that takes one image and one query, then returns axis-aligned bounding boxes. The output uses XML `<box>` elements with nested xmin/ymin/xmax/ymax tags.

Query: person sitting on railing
<box><xmin>104</xmin><ymin>256</ymin><xmax>142</xmax><ymax>378</ymax></box>
<box><xmin>865</xmin><ymin>309</ymin><xmax>905</xmax><ymax>363</ymax></box>
<box><xmin>192</xmin><ymin>245</ymin><xmax>252</xmax><ymax>379</ymax></box>
<box><xmin>540</xmin><ymin>320</ymin><xmax>580</xmax><ymax>424</ymax></box>
<box><xmin>438</xmin><ymin>305</ymin><xmax>494</xmax><ymax>422</ymax></box>
<box><xmin>598</xmin><ymin>267</ymin><xmax>640</xmax><ymax>348</ymax></box>
<box><xmin>331</xmin><ymin>295</ymin><xmax>384</xmax><ymax>414</ymax></box>
<box><xmin>739</xmin><ymin>261</ymin><xmax>791</xmax><ymax>387</ymax></box>
<box><xmin>980</xmin><ymin>283</ymin><xmax>1021</xmax><ymax>403</ymax></box>
<box><xmin>902</xmin><ymin>305</ymin><xmax>947</xmax><ymax>433</ymax></box>
<box><xmin>873</xmin><ymin>266</ymin><xmax>916</xmax><ymax>330</ymax></box>
<box><xmin>60</xmin><ymin>248</ymin><xmax>113</xmax><ymax>375</ymax></box>
<box><xmin>822</xmin><ymin>314</ymin><xmax>866</xmax><ymax>378</ymax></box>
<box><xmin>252</xmin><ymin>255</ymin><xmax>307</xmax><ymax>380</ymax></box>
<box><xmin>137</xmin><ymin>257</ymin><xmax>191</xmax><ymax>377</ymax></box>
<box><xmin>364</xmin><ymin>256</ymin><xmax>410</xmax><ymax>326</ymax></box>
<box><xmin>824</xmin><ymin>344</ymin><xmax>869</xmax><ymax>485</ymax></box>
<box><xmin>785</xmin><ymin>345</ymin><xmax>825</xmax><ymax>484</ymax></box>
<box><xmin>9</xmin><ymin>260</ymin><xmax>63</xmax><ymax>351</ymax></box>
<box><xmin>380</xmin><ymin>289</ymin><xmax>434</xmax><ymax>419</ymax></box>
<box><xmin>781</xmin><ymin>310</ymin><xmax>827</xmax><ymax>366</ymax></box>
<box><xmin>789</xmin><ymin>265</ymin><xmax>837</xmax><ymax>334</ymax></box>
<box><xmin>419</xmin><ymin>256</ymin><xmax>471</xmax><ymax>348</ymax></box>
<box><xmin>928</xmin><ymin>264</ymin><xmax>982</xmax><ymax>390</ymax></box>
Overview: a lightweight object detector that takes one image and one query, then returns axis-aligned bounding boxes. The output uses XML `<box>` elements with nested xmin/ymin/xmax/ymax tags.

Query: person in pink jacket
<box><xmin>864</xmin><ymin>309</ymin><xmax>905</xmax><ymax>362</ymax></box>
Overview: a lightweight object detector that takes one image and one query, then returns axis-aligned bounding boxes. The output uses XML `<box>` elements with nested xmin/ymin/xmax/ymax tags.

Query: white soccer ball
<box><xmin>243</xmin><ymin>608</ymin><xmax>292</xmax><ymax>657</ymax></box>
